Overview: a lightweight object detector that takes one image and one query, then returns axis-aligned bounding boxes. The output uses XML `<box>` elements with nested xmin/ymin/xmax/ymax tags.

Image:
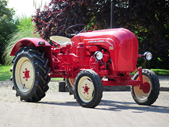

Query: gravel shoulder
<box><xmin>0</xmin><ymin>80</ymin><xmax>169</xmax><ymax>127</ymax></box>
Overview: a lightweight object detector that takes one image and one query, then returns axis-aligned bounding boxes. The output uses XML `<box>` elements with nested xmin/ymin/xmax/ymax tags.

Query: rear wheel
<box><xmin>65</xmin><ymin>78</ymin><xmax>75</xmax><ymax>94</ymax></box>
<box><xmin>12</xmin><ymin>47</ymin><xmax>50</xmax><ymax>102</ymax></box>
<box><xmin>75</xmin><ymin>70</ymin><xmax>103</xmax><ymax>108</ymax></box>
<box><xmin>131</xmin><ymin>69</ymin><xmax>160</xmax><ymax>105</ymax></box>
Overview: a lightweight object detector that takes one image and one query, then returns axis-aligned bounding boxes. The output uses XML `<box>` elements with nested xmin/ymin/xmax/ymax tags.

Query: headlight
<box><xmin>94</xmin><ymin>51</ymin><xmax>103</xmax><ymax>60</ymax></box>
<box><xmin>143</xmin><ymin>51</ymin><xmax>152</xmax><ymax>60</ymax></box>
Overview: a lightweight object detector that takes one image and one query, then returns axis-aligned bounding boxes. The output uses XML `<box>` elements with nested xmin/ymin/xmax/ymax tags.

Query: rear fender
<box><xmin>10</xmin><ymin>38</ymin><xmax>53</xmax><ymax>70</ymax></box>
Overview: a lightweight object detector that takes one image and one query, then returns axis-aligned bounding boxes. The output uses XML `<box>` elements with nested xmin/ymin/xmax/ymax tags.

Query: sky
<box><xmin>8</xmin><ymin>0</ymin><xmax>51</xmax><ymax>17</ymax></box>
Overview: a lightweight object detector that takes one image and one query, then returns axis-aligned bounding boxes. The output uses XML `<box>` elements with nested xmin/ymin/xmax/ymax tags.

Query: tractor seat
<box><xmin>50</xmin><ymin>36</ymin><xmax>71</xmax><ymax>47</ymax></box>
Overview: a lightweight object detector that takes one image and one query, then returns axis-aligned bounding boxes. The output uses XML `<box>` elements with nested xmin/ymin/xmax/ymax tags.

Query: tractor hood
<box><xmin>72</xmin><ymin>28</ymin><xmax>138</xmax><ymax>50</ymax></box>
<box><xmin>71</xmin><ymin>28</ymin><xmax>139</xmax><ymax>72</ymax></box>
<box><xmin>79</xmin><ymin>28</ymin><xmax>136</xmax><ymax>45</ymax></box>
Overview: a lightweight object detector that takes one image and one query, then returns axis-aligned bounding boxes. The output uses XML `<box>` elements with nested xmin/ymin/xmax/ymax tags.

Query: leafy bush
<box><xmin>32</xmin><ymin>0</ymin><xmax>119</xmax><ymax>40</ymax></box>
<box><xmin>3</xmin><ymin>16</ymin><xmax>39</xmax><ymax>65</ymax></box>
<box><xmin>123</xmin><ymin>1</ymin><xmax>169</xmax><ymax>69</ymax></box>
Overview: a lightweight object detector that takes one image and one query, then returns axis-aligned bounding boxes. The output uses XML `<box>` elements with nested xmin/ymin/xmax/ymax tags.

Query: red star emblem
<box><xmin>23</xmin><ymin>68</ymin><xmax>30</xmax><ymax>81</ymax></box>
<box><xmin>82</xmin><ymin>84</ymin><xmax>90</xmax><ymax>94</ymax></box>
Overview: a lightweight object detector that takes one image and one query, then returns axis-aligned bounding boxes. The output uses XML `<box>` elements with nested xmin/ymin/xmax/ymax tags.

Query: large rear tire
<box><xmin>12</xmin><ymin>47</ymin><xmax>51</xmax><ymax>102</ymax></box>
<box><xmin>75</xmin><ymin>70</ymin><xmax>103</xmax><ymax>108</ymax></box>
<box><xmin>131</xmin><ymin>69</ymin><xmax>160</xmax><ymax>105</ymax></box>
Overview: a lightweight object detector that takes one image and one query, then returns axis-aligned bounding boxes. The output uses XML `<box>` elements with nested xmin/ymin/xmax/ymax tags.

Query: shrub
<box><xmin>3</xmin><ymin>16</ymin><xmax>39</xmax><ymax>65</ymax></box>
<box><xmin>31</xmin><ymin>0</ymin><xmax>120</xmax><ymax>40</ymax></box>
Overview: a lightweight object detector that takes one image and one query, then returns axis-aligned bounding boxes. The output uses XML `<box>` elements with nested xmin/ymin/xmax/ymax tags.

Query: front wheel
<box><xmin>131</xmin><ymin>69</ymin><xmax>160</xmax><ymax>105</ymax></box>
<box><xmin>75</xmin><ymin>70</ymin><xmax>103</xmax><ymax>108</ymax></box>
<box><xmin>12</xmin><ymin>47</ymin><xmax>51</xmax><ymax>102</ymax></box>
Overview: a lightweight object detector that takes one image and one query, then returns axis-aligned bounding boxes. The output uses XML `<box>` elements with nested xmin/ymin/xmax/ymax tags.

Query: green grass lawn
<box><xmin>151</xmin><ymin>69</ymin><xmax>169</xmax><ymax>76</ymax></box>
<box><xmin>130</xmin><ymin>69</ymin><xmax>169</xmax><ymax>76</ymax></box>
<box><xmin>0</xmin><ymin>65</ymin><xmax>168</xmax><ymax>81</ymax></box>
<box><xmin>0</xmin><ymin>65</ymin><xmax>62</xmax><ymax>81</ymax></box>
<box><xmin>0</xmin><ymin>65</ymin><xmax>12</xmax><ymax>81</ymax></box>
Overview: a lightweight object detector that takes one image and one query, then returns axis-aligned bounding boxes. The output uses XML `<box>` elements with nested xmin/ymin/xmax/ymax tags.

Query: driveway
<box><xmin>0</xmin><ymin>82</ymin><xmax>169</xmax><ymax>127</ymax></box>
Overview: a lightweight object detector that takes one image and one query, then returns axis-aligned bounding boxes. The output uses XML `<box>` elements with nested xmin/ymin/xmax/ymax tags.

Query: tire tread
<box><xmin>12</xmin><ymin>47</ymin><xmax>50</xmax><ymax>102</ymax></box>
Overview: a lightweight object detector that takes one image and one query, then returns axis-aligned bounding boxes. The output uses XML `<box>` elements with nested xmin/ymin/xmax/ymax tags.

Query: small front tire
<box><xmin>75</xmin><ymin>70</ymin><xmax>103</xmax><ymax>108</ymax></box>
<box><xmin>131</xmin><ymin>69</ymin><xmax>160</xmax><ymax>105</ymax></box>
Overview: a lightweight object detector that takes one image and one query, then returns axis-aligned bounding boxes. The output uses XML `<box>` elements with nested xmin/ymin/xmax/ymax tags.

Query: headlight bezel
<box><xmin>143</xmin><ymin>51</ymin><xmax>152</xmax><ymax>61</ymax></box>
<box><xmin>94</xmin><ymin>51</ymin><xmax>104</xmax><ymax>61</ymax></box>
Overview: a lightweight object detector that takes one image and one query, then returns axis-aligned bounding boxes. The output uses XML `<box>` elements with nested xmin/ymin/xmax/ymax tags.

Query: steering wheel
<box><xmin>65</xmin><ymin>24</ymin><xmax>86</xmax><ymax>36</ymax></box>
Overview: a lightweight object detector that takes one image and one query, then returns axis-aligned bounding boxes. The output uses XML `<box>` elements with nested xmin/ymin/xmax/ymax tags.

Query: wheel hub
<box><xmin>83</xmin><ymin>84</ymin><xmax>90</xmax><ymax>94</ymax></box>
<box><xmin>78</xmin><ymin>77</ymin><xmax>94</xmax><ymax>102</ymax></box>
<box><xmin>15</xmin><ymin>57</ymin><xmax>34</xmax><ymax>92</ymax></box>
<box><xmin>134</xmin><ymin>75</ymin><xmax>152</xmax><ymax>100</ymax></box>
<box><xmin>140</xmin><ymin>82</ymin><xmax>150</xmax><ymax>94</ymax></box>
<box><xmin>23</xmin><ymin>68</ymin><xmax>30</xmax><ymax>81</ymax></box>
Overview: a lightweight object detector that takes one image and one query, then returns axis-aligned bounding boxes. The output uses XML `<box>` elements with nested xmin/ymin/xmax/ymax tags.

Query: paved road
<box><xmin>0</xmin><ymin>84</ymin><xmax>169</xmax><ymax>127</ymax></box>
<box><xmin>158</xmin><ymin>76</ymin><xmax>169</xmax><ymax>90</ymax></box>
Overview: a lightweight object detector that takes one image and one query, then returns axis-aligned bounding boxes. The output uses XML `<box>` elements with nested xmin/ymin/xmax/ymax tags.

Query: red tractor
<box><xmin>10</xmin><ymin>24</ymin><xmax>160</xmax><ymax>108</ymax></box>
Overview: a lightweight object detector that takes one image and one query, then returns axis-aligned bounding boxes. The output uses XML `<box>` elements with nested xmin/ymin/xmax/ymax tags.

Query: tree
<box><xmin>0</xmin><ymin>0</ymin><xmax>17</xmax><ymax>64</ymax></box>
<box><xmin>32</xmin><ymin>0</ymin><xmax>120</xmax><ymax>40</ymax></box>
<box><xmin>3</xmin><ymin>17</ymin><xmax>39</xmax><ymax>65</ymax></box>
<box><xmin>115</xmin><ymin>0</ymin><xmax>169</xmax><ymax>69</ymax></box>
<box><xmin>32</xmin><ymin>0</ymin><xmax>169</xmax><ymax>69</ymax></box>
